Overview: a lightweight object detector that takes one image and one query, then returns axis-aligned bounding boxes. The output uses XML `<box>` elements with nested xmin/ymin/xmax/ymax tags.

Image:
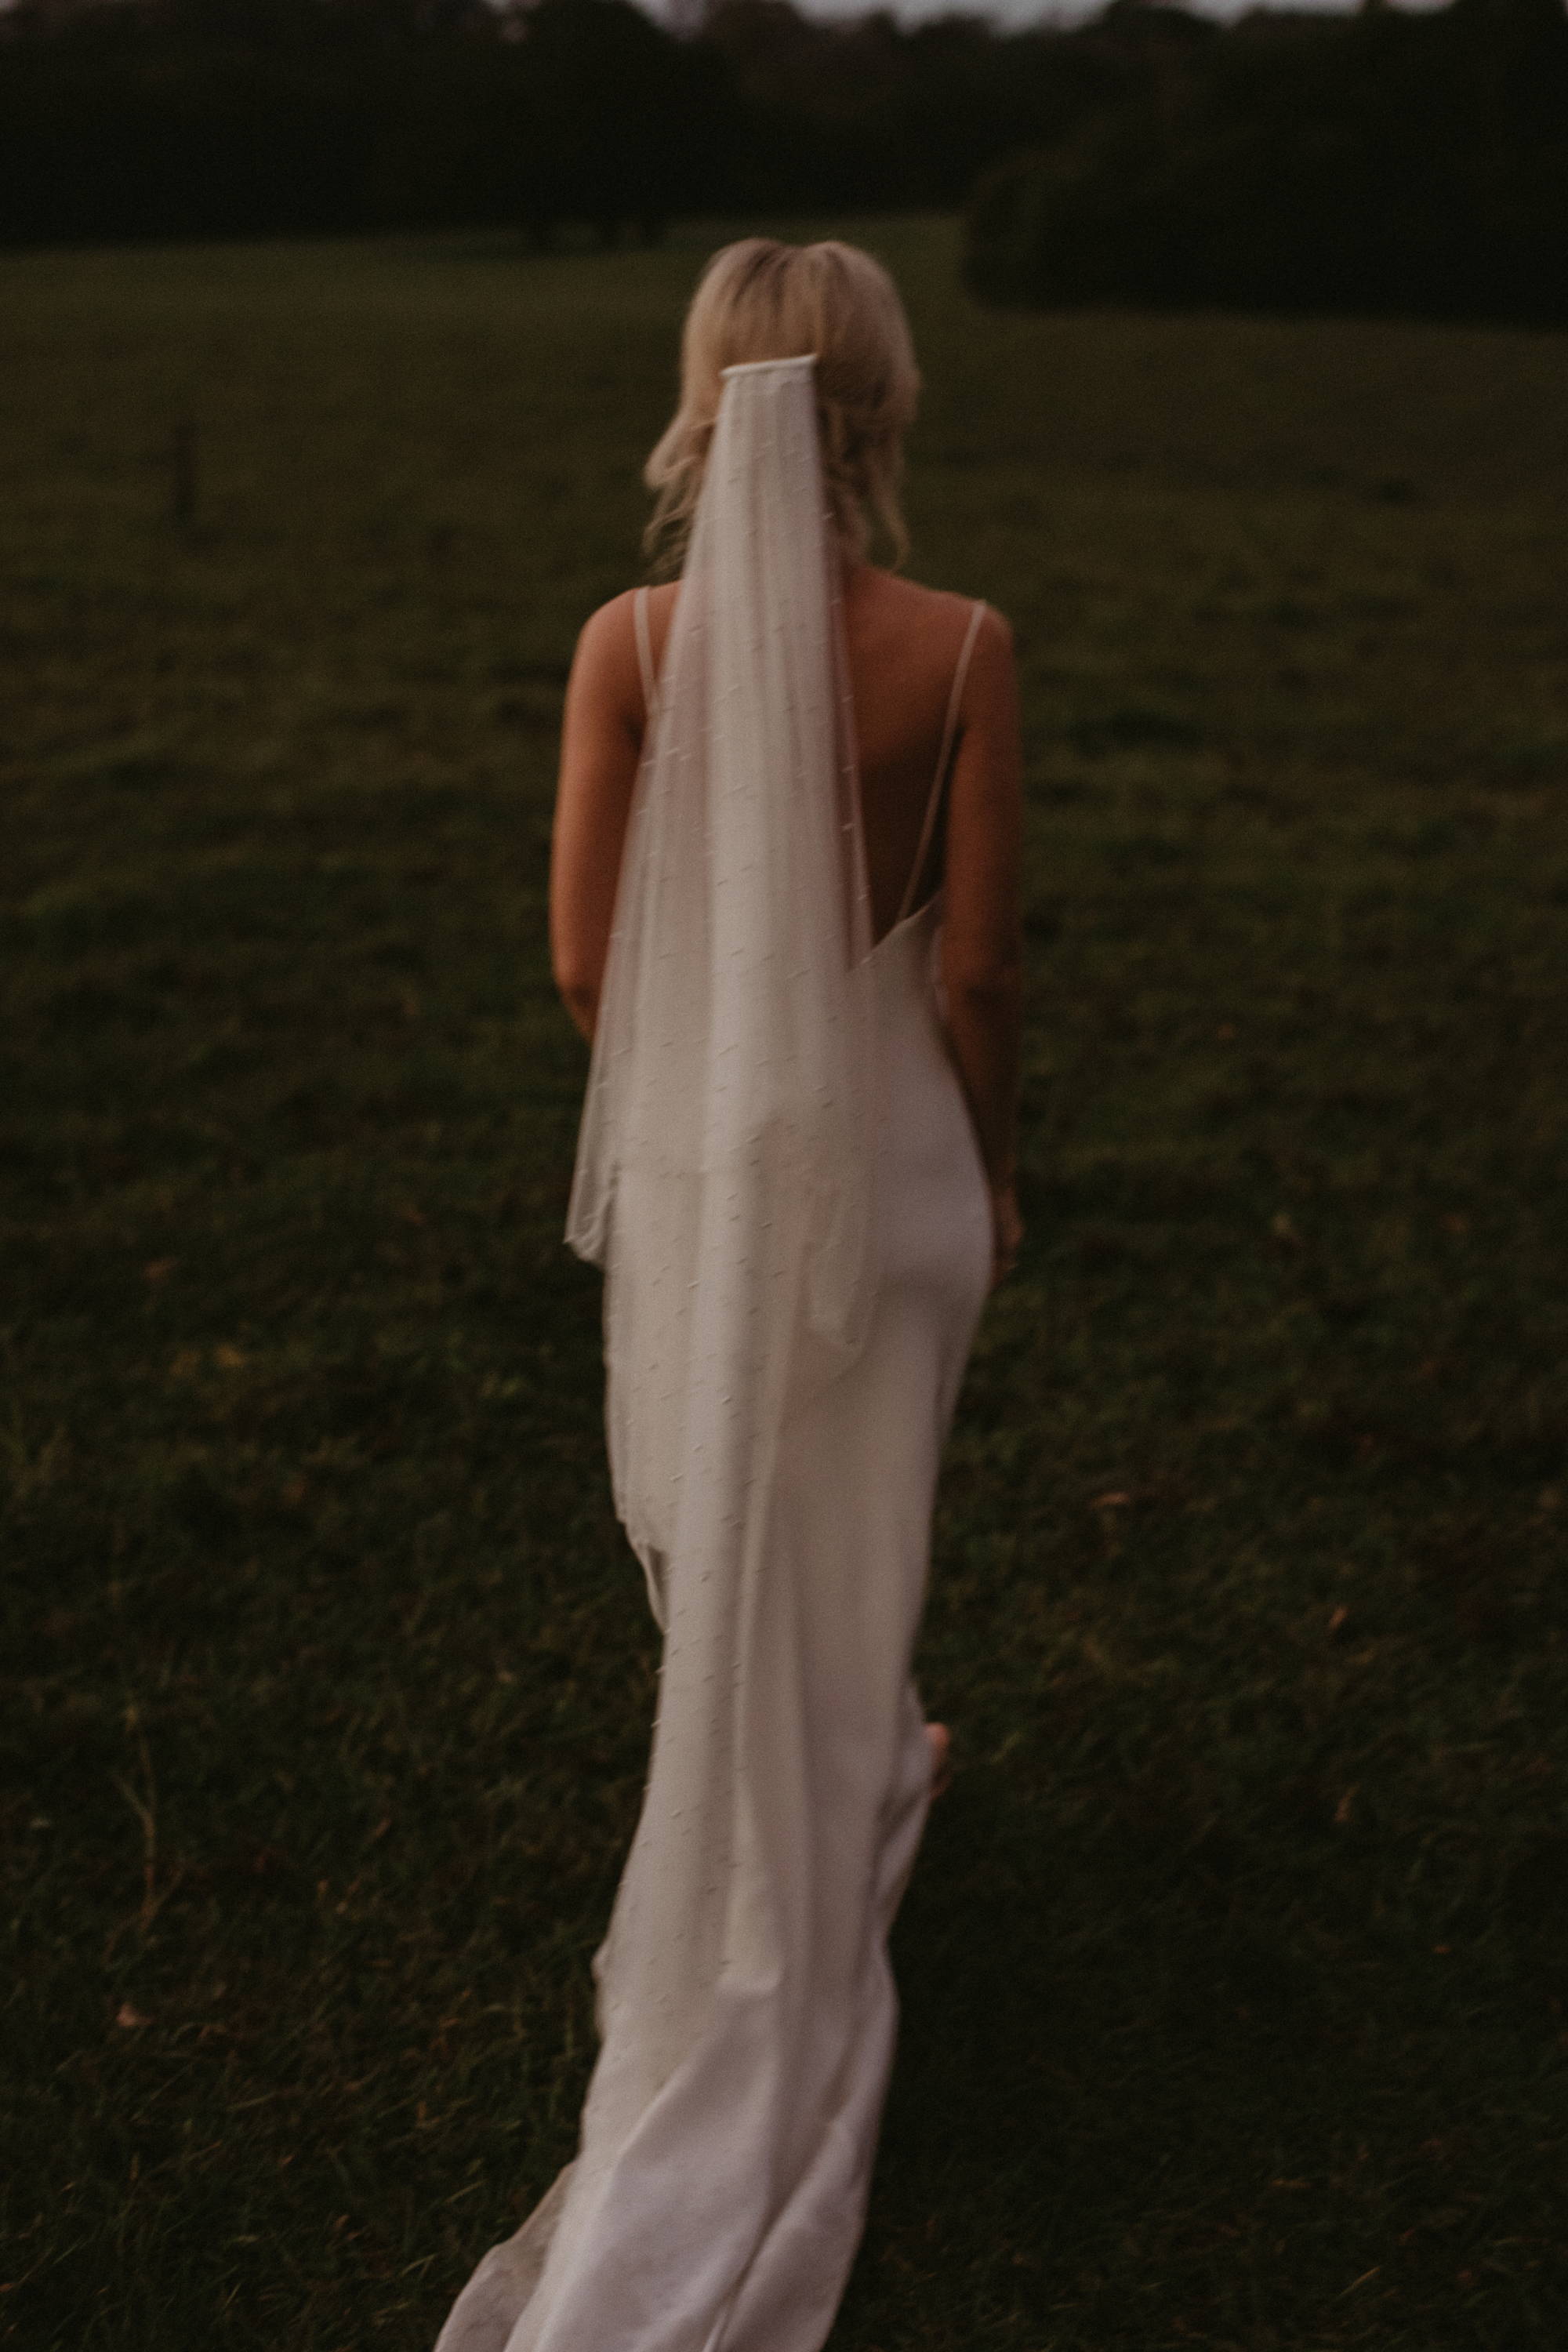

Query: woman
<box><xmin>434</xmin><ymin>239</ymin><xmax>1023</xmax><ymax>2352</ymax></box>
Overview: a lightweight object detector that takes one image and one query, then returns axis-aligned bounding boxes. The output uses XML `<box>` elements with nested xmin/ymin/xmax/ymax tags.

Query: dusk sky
<box><xmin>789</xmin><ymin>0</ymin><xmax>1426</xmax><ymax>20</ymax></box>
<box><xmin>0</xmin><ymin>0</ymin><xmax>1443</xmax><ymax>29</ymax></box>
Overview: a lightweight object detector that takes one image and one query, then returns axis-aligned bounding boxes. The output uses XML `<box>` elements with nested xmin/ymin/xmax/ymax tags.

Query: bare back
<box><xmin>551</xmin><ymin>560</ymin><xmax>1022</xmax><ymax>1206</ymax></box>
<box><xmin>629</xmin><ymin>568</ymin><xmax>1001</xmax><ymax>943</ymax></box>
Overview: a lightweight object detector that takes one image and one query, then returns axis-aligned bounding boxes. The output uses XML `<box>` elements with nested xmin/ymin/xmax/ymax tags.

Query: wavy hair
<box><xmin>644</xmin><ymin>238</ymin><xmax>920</xmax><ymax>575</ymax></box>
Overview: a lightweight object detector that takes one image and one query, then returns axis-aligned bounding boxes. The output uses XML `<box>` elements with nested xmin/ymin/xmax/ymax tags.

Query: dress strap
<box><xmin>633</xmin><ymin>585</ymin><xmax>659</xmax><ymax>726</ymax></box>
<box><xmin>895</xmin><ymin>597</ymin><xmax>986</xmax><ymax>927</ymax></box>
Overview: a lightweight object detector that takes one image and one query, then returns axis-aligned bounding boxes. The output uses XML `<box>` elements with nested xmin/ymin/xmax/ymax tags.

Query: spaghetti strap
<box><xmin>633</xmin><ymin>584</ymin><xmax>659</xmax><ymax>724</ymax></box>
<box><xmin>895</xmin><ymin>597</ymin><xmax>987</xmax><ymax>927</ymax></box>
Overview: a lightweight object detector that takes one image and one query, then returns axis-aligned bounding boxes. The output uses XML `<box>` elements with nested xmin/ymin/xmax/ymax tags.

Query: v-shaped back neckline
<box><xmin>633</xmin><ymin>584</ymin><xmax>986</xmax><ymax>955</ymax></box>
<box><xmin>867</xmin><ymin>890</ymin><xmax>942</xmax><ymax>960</ymax></box>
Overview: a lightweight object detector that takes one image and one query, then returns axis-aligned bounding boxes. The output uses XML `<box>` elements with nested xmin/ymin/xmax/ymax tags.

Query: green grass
<box><xmin>3</xmin><ymin>217</ymin><xmax>1566</xmax><ymax>2350</ymax></box>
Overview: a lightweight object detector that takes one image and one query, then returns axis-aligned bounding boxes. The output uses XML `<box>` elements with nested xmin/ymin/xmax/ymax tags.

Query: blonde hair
<box><xmin>644</xmin><ymin>238</ymin><xmax>920</xmax><ymax>575</ymax></box>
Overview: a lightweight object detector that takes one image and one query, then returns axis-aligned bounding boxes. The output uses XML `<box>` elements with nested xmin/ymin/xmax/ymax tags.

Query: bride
<box><xmin>433</xmin><ymin>238</ymin><xmax>1023</xmax><ymax>2352</ymax></box>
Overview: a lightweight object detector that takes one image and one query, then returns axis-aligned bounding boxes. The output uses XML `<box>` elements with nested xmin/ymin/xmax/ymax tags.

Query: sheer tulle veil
<box><xmin>430</xmin><ymin>342</ymin><xmax>990</xmax><ymax>2352</ymax></box>
<box><xmin>565</xmin><ymin>353</ymin><xmax>879</xmax><ymax>1614</ymax></box>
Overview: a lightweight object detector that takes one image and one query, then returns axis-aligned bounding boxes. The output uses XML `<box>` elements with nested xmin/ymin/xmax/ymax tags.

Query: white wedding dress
<box><xmin>433</xmin><ymin>361</ymin><xmax>991</xmax><ymax>2352</ymax></box>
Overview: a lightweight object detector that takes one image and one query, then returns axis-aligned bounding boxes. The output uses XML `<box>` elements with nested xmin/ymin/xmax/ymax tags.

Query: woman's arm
<box><xmin>550</xmin><ymin>592</ymin><xmax>648</xmax><ymax>1041</ymax></box>
<box><xmin>938</xmin><ymin>606</ymin><xmax>1025</xmax><ymax>1281</ymax></box>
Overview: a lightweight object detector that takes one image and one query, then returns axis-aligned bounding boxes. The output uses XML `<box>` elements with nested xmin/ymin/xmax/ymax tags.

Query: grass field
<box><xmin>3</xmin><ymin>215</ymin><xmax>1567</xmax><ymax>2351</ymax></box>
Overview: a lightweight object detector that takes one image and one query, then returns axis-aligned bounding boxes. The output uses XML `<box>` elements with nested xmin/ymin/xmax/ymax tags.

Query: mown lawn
<box><xmin>3</xmin><ymin>216</ymin><xmax>1566</xmax><ymax>2351</ymax></box>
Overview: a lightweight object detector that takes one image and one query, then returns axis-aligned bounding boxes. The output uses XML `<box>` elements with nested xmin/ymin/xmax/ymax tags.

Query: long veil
<box><xmin>433</xmin><ymin>357</ymin><xmax>922</xmax><ymax>2352</ymax></box>
<box><xmin>566</xmin><ymin>352</ymin><xmax>879</xmax><ymax>1611</ymax></box>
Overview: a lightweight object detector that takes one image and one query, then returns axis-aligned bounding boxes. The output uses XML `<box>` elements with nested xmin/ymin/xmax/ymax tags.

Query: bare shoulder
<box><xmin>573</xmin><ymin>586</ymin><xmax>636</xmax><ymax>669</ymax></box>
<box><xmin>924</xmin><ymin>579</ymin><xmax>1013</xmax><ymax>656</ymax></box>
<box><xmin>968</xmin><ymin>599</ymin><xmax>1016</xmax><ymax>681</ymax></box>
<box><xmin>568</xmin><ymin>585</ymin><xmax>670</xmax><ymax>732</ymax></box>
<box><xmin>897</xmin><ymin>576</ymin><xmax>1014</xmax><ymax>707</ymax></box>
<box><xmin>861</xmin><ymin>567</ymin><xmax>1014</xmax><ymax>654</ymax></box>
<box><xmin>576</xmin><ymin>580</ymin><xmax>681</xmax><ymax>678</ymax></box>
<box><xmin>920</xmin><ymin>586</ymin><xmax>1017</xmax><ymax>758</ymax></box>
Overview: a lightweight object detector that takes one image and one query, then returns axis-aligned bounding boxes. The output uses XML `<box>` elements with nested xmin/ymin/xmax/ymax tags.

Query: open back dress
<box><xmin>432</xmin><ymin>585</ymin><xmax>992</xmax><ymax>2352</ymax></box>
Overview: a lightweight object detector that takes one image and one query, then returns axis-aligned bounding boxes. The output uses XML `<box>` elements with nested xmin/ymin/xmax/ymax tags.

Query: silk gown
<box><xmin>432</xmin><ymin>599</ymin><xmax>993</xmax><ymax>2352</ymax></box>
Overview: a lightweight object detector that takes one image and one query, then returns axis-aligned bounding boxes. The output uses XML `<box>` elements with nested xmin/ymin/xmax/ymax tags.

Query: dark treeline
<box><xmin>2</xmin><ymin>0</ymin><xmax>1566</xmax><ymax>323</ymax></box>
<box><xmin>967</xmin><ymin>0</ymin><xmax>1568</xmax><ymax>324</ymax></box>
<box><xmin>0</xmin><ymin>0</ymin><xmax>727</xmax><ymax>244</ymax></box>
<box><xmin>0</xmin><ymin>0</ymin><xmax>1250</xmax><ymax>245</ymax></box>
